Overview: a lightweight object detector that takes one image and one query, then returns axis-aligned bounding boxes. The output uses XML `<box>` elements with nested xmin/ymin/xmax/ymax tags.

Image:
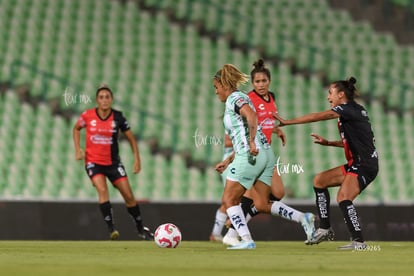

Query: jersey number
<box><xmin>118</xmin><ymin>166</ymin><xmax>126</xmax><ymax>176</ymax></box>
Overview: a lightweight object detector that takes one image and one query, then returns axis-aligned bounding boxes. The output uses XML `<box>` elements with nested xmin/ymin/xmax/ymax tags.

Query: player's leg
<box><xmin>222</xmin><ymin>179</ymin><xmax>255</xmax><ymax>249</ymax></box>
<box><xmin>210</xmin><ymin>204</ymin><xmax>227</xmax><ymax>242</ymax></box>
<box><xmin>270</xmin><ymin>167</ymin><xmax>285</xmax><ymax>200</ymax></box>
<box><xmin>115</xmin><ymin>178</ymin><xmax>153</xmax><ymax>240</ymax></box>
<box><xmin>337</xmin><ymin>165</ymin><xmax>377</xmax><ymax>250</ymax></box>
<box><xmin>231</xmin><ymin>166</ymin><xmax>284</xmax><ymax>230</ymax></box>
<box><xmin>109</xmin><ymin>163</ymin><xmax>153</xmax><ymax>240</ymax></box>
<box><xmin>222</xmin><ymin>190</ymin><xmax>257</xmax><ymax>246</ymax></box>
<box><xmin>246</xmin><ymin>179</ymin><xmax>315</xmax><ymax>241</ymax></box>
<box><xmin>91</xmin><ymin>173</ymin><xmax>118</xmax><ymax>240</ymax></box>
<box><xmin>337</xmin><ymin>173</ymin><xmax>365</xmax><ymax>250</ymax></box>
<box><xmin>308</xmin><ymin>165</ymin><xmax>344</xmax><ymax>245</ymax></box>
<box><xmin>210</xmin><ymin>168</ymin><xmax>229</xmax><ymax>242</ymax></box>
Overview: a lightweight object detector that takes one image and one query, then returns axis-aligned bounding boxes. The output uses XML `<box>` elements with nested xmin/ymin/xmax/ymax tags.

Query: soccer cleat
<box><xmin>222</xmin><ymin>234</ymin><xmax>241</xmax><ymax>246</ymax></box>
<box><xmin>338</xmin><ymin>240</ymin><xmax>367</xmax><ymax>251</ymax></box>
<box><xmin>301</xmin><ymin>213</ymin><xmax>316</xmax><ymax>242</ymax></box>
<box><xmin>209</xmin><ymin>234</ymin><xmax>224</xmax><ymax>242</ymax></box>
<box><xmin>305</xmin><ymin>227</ymin><xmax>334</xmax><ymax>245</ymax></box>
<box><xmin>227</xmin><ymin>240</ymin><xmax>256</xmax><ymax>250</ymax></box>
<box><xmin>110</xmin><ymin>230</ymin><xmax>120</xmax><ymax>240</ymax></box>
<box><xmin>138</xmin><ymin>226</ymin><xmax>154</xmax><ymax>241</ymax></box>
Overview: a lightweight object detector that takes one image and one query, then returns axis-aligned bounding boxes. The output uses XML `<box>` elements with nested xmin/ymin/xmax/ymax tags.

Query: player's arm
<box><xmin>310</xmin><ymin>133</ymin><xmax>344</xmax><ymax>148</ymax></box>
<box><xmin>224</xmin><ymin>134</ymin><xmax>233</xmax><ymax>148</ymax></box>
<box><xmin>274</xmin><ymin>110</ymin><xmax>339</xmax><ymax>126</ymax></box>
<box><xmin>239</xmin><ymin>104</ymin><xmax>259</xmax><ymax>156</ymax></box>
<box><xmin>124</xmin><ymin>129</ymin><xmax>141</xmax><ymax>174</ymax></box>
<box><xmin>272</xmin><ymin>125</ymin><xmax>286</xmax><ymax>146</ymax></box>
<box><xmin>215</xmin><ymin>151</ymin><xmax>235</xmax><ymax>173</ymax></box>
<box><xmin>72</xmin><ymin>124</ymin><xmax>84</xmax><ymax>160</ymax></box>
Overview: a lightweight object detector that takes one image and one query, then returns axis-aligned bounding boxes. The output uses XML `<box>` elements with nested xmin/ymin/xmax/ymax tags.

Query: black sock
<box><xmin>339</xmin><ymin>200</ymin><xmax>364</xmax><ymax>242</ymax></box>
<box><xmin>241</xmin><ymin>196</ymin><xmax>259</xmax><ymax>217</ymax></box>
<box><xmin>99</xmin><ymin>201</ymin><xmax>115</xmax><ymax>232</ymax></box>
<box><xmin>269</xmin><ymin>194</ymin><xmax>281</xmax><ymax>201</ymax></box>
<box><xmin>314</xmin><ymin>187</ymin><xmax>330</xmax><ymax>229</ymax></box>
<box><xmin>127</xmin><ymin>204</ymin><xmax>144</xmax><ymax>232</ymax></box>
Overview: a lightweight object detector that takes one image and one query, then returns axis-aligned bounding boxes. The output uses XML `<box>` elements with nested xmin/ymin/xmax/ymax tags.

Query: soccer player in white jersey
<box><xmin>212</xmin><ymin>64</ymin><xmax>278</xmax><ymax>249</ymax></box>
<box><xmin>210</xmin><ymin>60</ymin><xmax>315</xmax><ymax>245</ymax></box>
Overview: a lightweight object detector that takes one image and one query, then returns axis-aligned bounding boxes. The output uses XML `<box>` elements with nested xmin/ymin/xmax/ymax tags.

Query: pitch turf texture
<box><xmin>1</xmin><ymin>241</ymin><xmax>413</xmax><ymax>275</ymax></box>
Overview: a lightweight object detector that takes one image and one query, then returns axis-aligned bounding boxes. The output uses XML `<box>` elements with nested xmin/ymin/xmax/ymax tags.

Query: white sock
<box><xmin>224</xmin><ymin>214</ymin><xmax>252</xmax><ymax>240</ymax></box>
<box><xmin>225</xmin><ymin>227</ymin><xmax>239</xmax><ymax>238</ymax></box>
<box><xmin>270</xmin><ymin>201</ymin><xmax>304</xmax><ymax>223</ymax></box>
<box><xmin>226</xmin><ymin>205</ymin><xmax>252</xmax><ymax>242</ymax></box>
<box><xmin>211</xmin><ymin>209</ymin><xmax>227</xmax><ymax>236</ymax></box>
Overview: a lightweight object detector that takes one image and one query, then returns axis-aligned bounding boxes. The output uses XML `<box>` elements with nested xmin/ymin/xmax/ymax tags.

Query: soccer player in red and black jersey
<box><xmin>73</xmin><ymin>85</ymin><xmax>153</xmax><ymax>240</ymax></box>
<box><xmin>274</xmin><ymin>77</ymin><xmax>379</xmax><ymax>250</ymax></box>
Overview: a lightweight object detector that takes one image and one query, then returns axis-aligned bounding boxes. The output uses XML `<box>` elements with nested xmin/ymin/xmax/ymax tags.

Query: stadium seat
<box><xmin>1</xmin><ymin>0</ymin><xmax>413</xmax><ymax>203</ymax></box>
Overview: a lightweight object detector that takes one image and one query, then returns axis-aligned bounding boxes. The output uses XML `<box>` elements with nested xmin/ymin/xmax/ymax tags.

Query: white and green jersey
<box><xmin>223</xmin><ymin>91</ymin><xmax>269</xmax><ymax>154</ymax></box>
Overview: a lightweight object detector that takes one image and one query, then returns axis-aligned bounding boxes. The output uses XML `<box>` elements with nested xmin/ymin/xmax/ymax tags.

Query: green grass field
<box><xmin>0</xmin><ymin>241</ymin><xmax>413</xmax><ymax>276</ymax></box>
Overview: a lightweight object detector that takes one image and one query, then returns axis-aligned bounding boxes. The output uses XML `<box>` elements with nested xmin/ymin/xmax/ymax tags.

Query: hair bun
<box><xmin>253</xmin><ymin>58</ymin><xmax>265</xmax><ymax>69</ymax></box>
<box><xmin>348</xmin><ymin>77</ymin><xmax>357</xmax><ymax>85</ymax></box>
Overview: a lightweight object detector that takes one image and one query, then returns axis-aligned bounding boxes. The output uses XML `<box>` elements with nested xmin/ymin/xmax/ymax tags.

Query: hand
<box><xmin>215</xmin><ymin>160</ymin><xmax>229</xmax><ymax>173</ymax></box>
<box><xmin>75</xmin><ymin>148</ymin><xmax>84</xmax><ymax>160</ymax></box>
<box><xmin>274</xmin><ymin>126</ymin><xmax>286</xmax><ymax>146</ymax></box>
<box><xmin>249</xmin><ymin>141</ymin><xmax>259</xmax><ymax>156</ymax></box>
<box><xmin>310</xmin><ymin>133</ymin><xmax>328</xmax><ymax>146</ymax></box>
<box><xmin>133</xmin><ymin>160</ymin><xmax>141</xmax><ymax>174</ymax></box>
<box><xmin>273</xmin><ymin>112</ymin><xmax>287</xmax><ymax>126</ymax></box>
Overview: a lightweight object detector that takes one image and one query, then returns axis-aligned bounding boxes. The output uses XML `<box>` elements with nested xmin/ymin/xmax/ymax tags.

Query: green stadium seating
<box><xmin>1</xmin><ymin>0</ymin><xmax>413</xmax><ymax>203</ymax></box>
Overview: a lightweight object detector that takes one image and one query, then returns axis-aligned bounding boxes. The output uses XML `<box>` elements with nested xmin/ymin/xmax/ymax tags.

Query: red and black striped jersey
<box><xmin>77</xmin><ymin>108</ymin><xmax>130</xmax><ymax>165</ymax></box>
<box><xmin>248</xmin><ymin>90</ymin><xmax>278</xmax><ymax>144</ymax></box>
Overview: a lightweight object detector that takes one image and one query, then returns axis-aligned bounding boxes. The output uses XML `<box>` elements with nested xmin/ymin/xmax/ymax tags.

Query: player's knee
<box><xmin>124</xmin><ymin>196</ymin><xmax>136</xmax><ymax>206</ymax></box>
<box><xmin>313</xmin><ymin>174</ymin><xmax>325</xmax><ymax>189</ymax></box>
<box><xmin>252</xmin><ymin>199</ymin><xmax>267</xmax><ymax>213</ymax></box>
<box><xmin>337</xmin><ymin>190</ymin><xmax>358</xmax><ymax>203</ymax></box>
<box><xmin>336</xmin><ymin>193</ymin><xmax>347</xmax><ymax>203</ymax></box>
<box><xmin>270</xmin><ymin>189</ymin><xmax>284</xmax><ymax>200</ymax></box>
<box><xmin>222</xmin><ymin>196</ymin><xmax>240</xmax><ymax>209</ymax></box>
<box><xmin>95</xmin><ymin>185</ymin><xmax>109</xmax><ymax>196</ymax></box>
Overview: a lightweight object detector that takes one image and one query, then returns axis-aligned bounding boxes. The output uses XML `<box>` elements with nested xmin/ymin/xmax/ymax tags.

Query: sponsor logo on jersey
<box><xmin>90</xmin><ymin>135</ymin><xmax>113</xmax><ymax>144</ymax></box>
<box><xmin>258</xmin><ymin>103</ymin><xmax>265</xmax><ymax>110</ymax></box>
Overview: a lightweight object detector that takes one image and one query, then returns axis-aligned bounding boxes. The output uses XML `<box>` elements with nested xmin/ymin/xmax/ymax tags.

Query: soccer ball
<box><xmin>154</xmin><ymin>223</ymin><xmax>182</xmax><ymax>248</ymax></box>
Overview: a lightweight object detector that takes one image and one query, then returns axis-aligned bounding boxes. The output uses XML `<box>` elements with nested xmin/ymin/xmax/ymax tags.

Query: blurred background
<box><xmin>0</xmin><ymin>0</ymin><xmax>413</xmax><ymax>208</ymax></box>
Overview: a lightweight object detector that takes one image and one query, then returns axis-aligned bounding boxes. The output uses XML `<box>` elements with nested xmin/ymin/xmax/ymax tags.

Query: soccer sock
<box><xmin>269</xmin><ymin>194</ymin><xmax>281</xmax><ymax>201</ymax></box>
<box><xmin>240</xmin><ymin>196</ymin><xmax>259</xmax><ymax>218</ymax></box>
<box><xmin>228</xmin><ymin>197</ymin><xmax>256</xmax><ymax>231</ymax></box>
<box><xmin>339</xmin><ymin>200</ymin><xmax>364</xmax><ymax>242</ymax></box>
<box><xmin>99</xmin><ymin>201</ymin><xmax>115</xmax><ymax>232</ymax></box>
<box><xmin>211</xmin><ymin>209</ymin><xmax>228</xmax><ymax>236</ymax></box>
<box><xmin>226</xmin><ymin>205</ymin><xmax>252</xmax><ymax>242</ymax></box>
<box><xmin>127</xmin><ymin>204</ymin><xmax>144</xmax><ymax>232</ymax></box>
<box><xmin>225</xmin><ymin>227</ymin><xmax>239</xmax><ymax>239</ymax></box>
<box><xmin>270</xmin><ymin>201</ymin><xmax>304</xmax><ymax>223</ymax></box>
<box><xmin>314</xmin><ymin>187</ymin><xmax>331</xmax><ymax>229</ymax></box>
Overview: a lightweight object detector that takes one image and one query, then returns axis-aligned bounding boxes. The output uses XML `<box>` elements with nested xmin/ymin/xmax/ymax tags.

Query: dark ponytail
<box><xmin>250</xmin><ymin>58</ymin><xmax>271</xmax><ymax>81</ymax></box>
<box><xmin>332</xmin><ymin>76</ymin><xmax>359</xmax><ymax>101</ymax></box>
